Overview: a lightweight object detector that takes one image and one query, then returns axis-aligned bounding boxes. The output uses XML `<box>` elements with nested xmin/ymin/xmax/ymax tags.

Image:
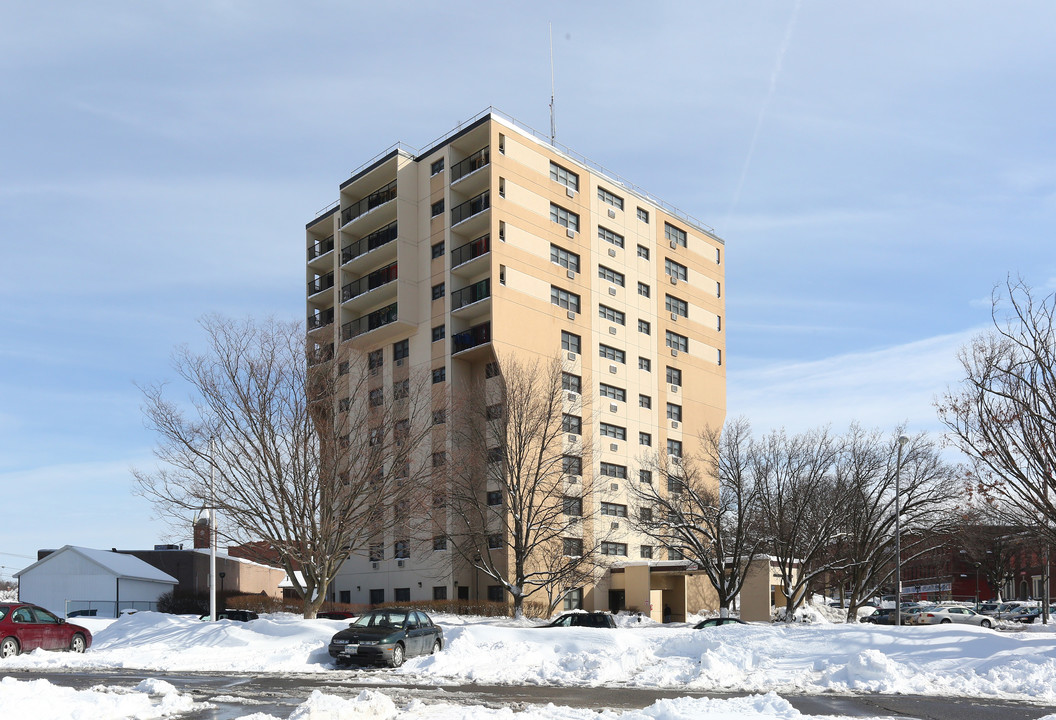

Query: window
<box><xmin>717</xmin><ymin>281</ymin><xmax>722</xmax><ymax>298</ymax></box>
<box><xmin>639</xmin><ymin>357</ymin><xmax>651</xmax><ymax>371</ymax></box>
<box><xmin>598</xmin><ymin>383</ymin><xmax>625</xmax><ymax>402</ymax></box>
<box><xmin>637</xmin><ymin>207</ymin><xmax>649</xmax><ymax>223</ymax></box>
<box><xmin>392</xmin><ymin>379</ymin><xmax>409</xmax><ymax>399</ymax></box>
<box><xmin>562</xmin><ymin>413</ymin><xmax>582</xmax><ymax>434</ymax></box>
<box><xmin>562</xmin><ymin>455</ymin><xmax>582</xmax><ymax>475</ymax></box>
<box><xmin>667</xmin><ymin>403</ymin><xmax>682</xmax><ymax>422</ymax></box>
<box><xmin>487</xmin><ymin>585</ymin><xmax>505</xmax><ymax>602</ymax></box>
<box><xmin>601</xmin><ymin>542</ymin><xmax>628</xmax><ymax>556</ymax></box>
<box><xmin>637</xmin><ymin>282</ymin><xmax>650</xmax><ymax>298</ymax></box>
<box><xmin>638</xmin><ymin>319</ymin><xmax>651</xmax><ymax>335</ymax></box>
<box><xmin>485</xmin><ymin>361</ymin><xmax>500</xmax><ymax>378</ymax></box>
<box><xmin>664</xmin><ymin>259</ymin><xmax>688</xmax><ymax>282</ymax></box>
<box><xmin>669</xmin><ymin>548</ymin><xmax>684</xmax><ymax>561</ymax></box>
<box><xmin>563</xmin><ymin>495</ymin><xmax>583</xmax><ymax>516</ymax></box>
<box><xmin>717</xmin><ymin>315</ymin><xmax>722</xmax><ymax>331</ymax></box>
<box><xmin>550</xmin><ymin>161</ymin><xmax>579</xmax><ymax>192</ymax></box>
<box><xmin>487</xmin><ymin>491</ymin><xmax>502</xmax><ymax>506</ymax></box>
<box><xmin>668</xmin><ymin>476</ymin><xmax>683</xmax><ymax>494</ymax></box>
<box><xmin>369</xmin><ymin>388</ymin><xmax>383</xmax><ymax>407</ymax></box>
<box><xmin>664</xmin><ymin>222</ymin><xmax>687</xmax><ymax>247</ymax></box>
<box><xmin>487</xmin><ymin>534</ymin><xmax>503</xmax><ymax>549</ymax></box>
<box><xmin>432</xmin><ymin>367</ymin><xmax>446</xmax><ymax>384</ymax></box>
<box><xmin>598</xmin><ymin>304</ymin><xmax>625</xmax><ymax>325</ymax></box>
<box><xmin>433</xmin><ymin>451</ymin><xmax>447</xmax><ymax>467</ymax></box>
<box><xmin>600</xmin><ymin>502</ymin><xmax>627</xmax><ymax>518</ymax></box>
<box><xmin>716</xmin><ymin>247</ymin><xmax>721</xmax><ymax>264</ymax></box>
<box><xmin>487</xmin><ymin>447</ymin><xmax>504</xmax><ymax>463</ymax></box>
<box><xmin>431</xmin><ymin>241</ymin><xmax>444</xmax><ymax>259</ymax></box>
<box><xmin>666</xmin><ymin>366</ymin><xmax>682</xmax><ymax>386</ymax></box>
<box><xmin>563</xmin><ymin>538</ymin><xmax>584</xmax><ymax>556</ymax></box>
<box><xmin>600</xmin><ymin>423</ymin><xmax>626</xmax><ymax>440</ymax></box>
<box><xmin>564</xmin><ymin>587</ymin><xmax>583</xmax><ymax>610</ymax></box>
<box><xmin>666</xmin><ymin>331</ymin><xmax>689</xmax><ymax>353</ymax></box>
<box><xmin>393</xmin><ymin>339</ymin><xmax>409</xmax><ymax>361</ymax></box>
<box><xmin>431</xmin><ymin>200</ymin><xmax>445</xmax><ymax>217</ymax></box>
<box><xmin>563</xmin><ymin>372</ymin><xmax>582</xmax><ymax>394</ymax></box>
<box><xmin>639</xmin><ymin>394</ymin><xmax>652</xmax><ymax>409</ymax></box>
<box><xmin>718</xmin><ymin>348</ymin><xmax>723</xmax><ymax>366</ymax></box>
<box><xmin>498</xmin><ymin>177</ymin><xmax>505</xmax><ymax>197</ymax></box>
<box><xmin>598</xmin><ymin>344</ymin><xmax>625</xmax><ymax>363</ymax></box>
<box><xmin>550</xmin><ymin>203</ymin><xmax>579</xmax><ymax>232</ymax></box>
<box><xmin>369</xmin><ymin>349</ymin><xmax>384</xmax><ymax>370</ymax></box>
<box><xmin>432</xmin><ymin>324</ymin><xmax>446</xmax><ymax>342</ymax></box>
<box><xmin>639</xmin><ymin>507</ymin><xmax>653</xmax><ymax>522</ymax></box>
<box><xmin>430</xmin><ymin>158</ymin><xmax>445</xmax><ymax>175</ymax></box>
<box><xmin>598</xmin><ymin>187</ymin><xmax>624</xmax><ymax>210</ymax></box>
<box><xmin>561</xmin><ymin>330</ymin><xmax>581</xmax><ymax>354</ymax></box>
<box><xmin>338</xmin><ymin>361</ymin><xmax>350</xmax><ymax>375</ymax></box>
<box><xmin>432</xmin><ymin>282</ymin><xmax>445</xmax><ymax>300</ymax></box>
<box><xmin>486</xmin><ymin>403</ymin><xmax>503</xmax><ymax>420</ymax></box>
<box><xmin>668</xmin><ymin>439</ymin><xmax>683</xmax><ymax>458</ymax></box>
<box><xmin>639</xmin><ymin>432</ymin><xmax>652</xmax><ymax>446</ymax></box>
<box><xmin>369</xmin><ymin>544</ymin><xmax>384</xmax><ymax>561</ymax></box>
<box><xmin>600</xmin><ymin>462</ymin><xmax>627</xmax><ymax>478</ymax></box>
<box><xmin>666</xmin><ymin>295</ymin><xmax>688</xmax><ymax>317</ymax></box>
<box><xmin>339</xmin><ymin>397</ymin><xmax>351</xmax><ymax>412</ymax></box>
<box><xmin>551</xmin><ymin>286</ymin><xmax>581</xmax><ymax>313</ymax></box>
<box><xmin>597</xmin><ymin>264</ymin><xmax>625</xmax><ymax>286</ymax></box>
<box><xmin>640</xmin><ymin>545</ymin><xmax>654</xmax><ymax>559</ymax></box>
<box><xmin>598</xmin><ymin>226</ymin><xmax>624</xmax><ymax>248</ymax></box>
<box><xmin>637</xmin><ymin>244</ymin><xmax>650</xmax><ymax>259</ymax></box>
<box><xmin>433</xmin><ymin>586</ymin><xmax>448</xmax><ymax>600</ymax></box>
<box><xmin>551</xmin><ymin>244</ymin><xmax>581</xmax><ymax>272</ymax></box>
<box><xmin>394</xmin><ymin>541</ymin><xmax>410</xmax><ymax>559</ymax></box>
<box><xmin>639</xmin><ymin>469</ymin><xmax>653</xmax><ymax>484</ymax></box>
<box><xmin>433</xmin><ymin>409</ymin><xmax>446</xmax><ymax>425</ymax></box>
<box><xmin>498</xmin><ymin>133</ymin><xmax>505</xmax><ymax>153</ymax></box>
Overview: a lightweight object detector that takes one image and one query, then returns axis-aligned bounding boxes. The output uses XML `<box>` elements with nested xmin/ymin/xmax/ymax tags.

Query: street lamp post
<box><xmin>974</xmin><ymin>562</ymin><xmax>981</xmax><ymax>605</ymax></box>
<box><xmin>894</xmin><ymin>435</ymin><xmax>909</xmax><ymax>627</ymax></box>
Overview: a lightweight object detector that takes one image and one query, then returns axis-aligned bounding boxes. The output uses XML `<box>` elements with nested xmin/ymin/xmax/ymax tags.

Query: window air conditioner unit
<box><xmin>568</xmin><ymin>434</ymin><xmax>578</xmax><ymax>442</ymax></box>
<box><xmin>610</xmin><ymin>483</ymin><xmax>619</xmax><ymax>491</ymax></box>
<box><xmin>608</xmin><ymin>209</ymin><xmax>616</xmax><ymax>219</ymax></box>
<box><xmin>670</xmin><ymin>384</ymin><xmax>679</xmax><ymax>393</ymax></box>
<box><xmin>608</xmin><ymin>248</ymin><xmax>616</xmax><ymax>257</ymax></box>
<box><xmin>670</xmin><ymin>277</ymin><xmax>678</xmax><ymax>285</ymax></box>
<box><xmin>567</xmin><ymin>391</ymin><xmax>577</xmax><ymax>402</ymax></box>
<box><xmin>566</xmin><ymin>228</ymin><xmax>575</xmax><ymax>239</ymax></box>
<box><xmin>567</xmin><ymin>270</ymin><xmax>575</xmax><ymax>279</ymax></box>
<box><xmin>568</xmin><ymin>475</ymin><xmax>580</xmax><ymax>483</ymax></box>
<box><xmin>371</xmin><ymin>562</ymin><xmax>379</xmax><ymax>570</ymax></box>
<box><xmin>566</xmin><ymin>187</ymin><xmax>575</xmax><ymax>198</ymax></box>
<box><xmin>671</xmin><ymin>421</ymin><xmax>680</xmax><ymax>429</ymax></box>
<box><xmin>397</xmin><ymin>560</ymin><xmax>405</xmax><ymax>568</ymax></box>
<box><xmin>609</xmin><ymin>327</ymin><xmax>617</xmax><ymax>335</ymax></box>
<box><xmin>609</xmin><ymin>365</ymin><xmax>618</xmax><ymax>373</ymax></box>
<box><xmin>610</xmin><ymin>443</ymin><xmax>618</xmax><ymax>451</ymax></box>
<box><xmin>611</xmin><ymin>522</ymin><xmax>620</xmax><ymax>529</ymax></box>
<box><xmin>370</xmin><ymin>368</ymin><xmax>378</xmax><ymax>376</ymax></box>
<box><xmin>608</xmin><ymin>287</ymin><xmax>617</xmax><ymax>296</ymax></box>
<box><xmin>609</xmin><ymin>403</ymin><xmax>618</xmax><ymax>412</ymax></box>
<box><xmin>567</xmin><ymin>310</ymin><xmax>576</xmax><ymax>320</ymax></box>
<box><xmin>671</xmin><ymin>313</ymin><xmax>678</xmax><ymax>321</ymax></box>
<box><xmin>671</xmin><ymin>349</ymin><xmax>679</xmax><ymax>357</ymax></box>
<box><xmin>395</xmin><ymin>359</ymin><xmax>404</xmax><ymax>366</ymax></box>
<box><xmin>670</xmin><ymin>240</ymin><xmax>677</xmax><ymax>249</ymax></box>
<box><xmin>567</xmin><ymin>351</ymin><xmax>577</xmax><ymax>361</ymax></box>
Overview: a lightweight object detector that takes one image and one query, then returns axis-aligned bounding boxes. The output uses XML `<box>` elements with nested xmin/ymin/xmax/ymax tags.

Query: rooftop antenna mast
<box><xmin>549</xmin><ymin>22</ymin><xmax>556</xmax><ymax>145</ymax></box>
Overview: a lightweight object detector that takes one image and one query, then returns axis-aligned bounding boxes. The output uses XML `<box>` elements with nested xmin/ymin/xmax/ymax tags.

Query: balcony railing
<box><xmin>308</xmin><ymin>235</ymin><xmax>334</xmax><ymax>260</ymax></box>
<box><xmin>340</xmin><ymin>180</ymin><xmax>396</xmax><ymax>226</ymax></box>
<box><xmin>451</xmin><ymin>146</ymin><xmax>490</xmax><ymax>183</ymax></box>
<box><xmin>451</xmin><ymin>190</ymin><xmax>490</xmax><ymax>225</ymax></box>
<box><xmin>342</xmin><ymin>262</ymin><xmax>398</xmax><ymax>302</ymax></box>
<box><xmin>307</xmin><ymin>308</ymin><xmax>335</xmax><ymax>330</ymax></box>
<box><xmin>342</xmin><ymin>221</ymin><xmax>397</xmax><ymax>264</ymax></box>
<box><xmin>451</xmin><ymin>233</ymin><xmax>490</xmax><ymax>268</ymax></box>
<box><xmin>342</xmin><ymin>302</ymin><xmax>398</xmax><ymax>340</ymax></box>
<box><xmin>308</xmin><ymin>343</ymin><xmax>333</xmax><ymax>365</ymax></box>
<box><xmin>308</xmin><ymin>271</ymin><xmax>334</xmax><ymax>296</ymax></box>
<box><xmin>453</xmin><ymin>321</ymin><xmax>491</xmax><ymax>353</ymax></box>
<box><xmin>451</xmin><ymin>278</ymin><xmax>490</xmax><ymax>311</ymax></box>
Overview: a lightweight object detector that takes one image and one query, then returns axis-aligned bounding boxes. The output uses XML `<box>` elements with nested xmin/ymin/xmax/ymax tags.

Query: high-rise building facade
<box><xmin>305</xmin><ymin>110</ymin><xmax>725</xmax><ymax>616</ymax></box>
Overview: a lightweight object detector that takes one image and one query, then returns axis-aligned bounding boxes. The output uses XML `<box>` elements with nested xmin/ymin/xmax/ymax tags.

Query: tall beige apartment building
<box><xmin>305</xmin><ymin>110</ymin><xmax>725</xmax><ymax>619</ymax></box>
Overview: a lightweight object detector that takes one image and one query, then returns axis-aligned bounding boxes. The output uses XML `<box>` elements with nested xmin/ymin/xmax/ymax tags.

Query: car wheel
<box><xmin>389</xmin><ymin>643</ymin><xmax>405</xmax><ymax>668</ymax></box>
<box><xmin>431</xmin><ymin>639</ymin><xmax>442</xmax><ymax>655</ymax></box>
<box><xmin>69</xmin><ymin>634</ymin><xmax>87</xmax><ymax>653</ymax></box>
<box><xmin>980</xmin><ymin>619</ymin><xmax>992</xmax><ymax>629</ymax></box>
<box><xmin>940</xmin><ymin>618</ymin><xmax>952</xmax><ymax>624</ymax></box>
<box><xmin>0</xmin><ymin>637</ymin><xmax>19</xmax><ymax>658</ymax></box>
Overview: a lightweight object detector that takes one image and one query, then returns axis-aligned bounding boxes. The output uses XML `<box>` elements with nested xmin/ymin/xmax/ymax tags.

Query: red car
<box><xmin>0</xmin><ymin>603</ymin><xmax>92</xmax><ymax>657</ymax></box>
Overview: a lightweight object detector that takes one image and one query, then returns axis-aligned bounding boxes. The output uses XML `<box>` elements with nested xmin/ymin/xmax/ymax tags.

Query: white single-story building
<box><xmin>15</xmin><ymin>545</ymin><xmax>177</xmax><ymax>618</ymax></box>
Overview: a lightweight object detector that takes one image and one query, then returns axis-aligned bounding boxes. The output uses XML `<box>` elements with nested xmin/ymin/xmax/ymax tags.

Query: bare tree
<box><xmin>133</xmin><ymin>315</ymin><xmax>434</xmax><ymax>617</ymax></box>
<box><xmin>938</xmin><ymin>279</ymin><xmax>1056</xmax><ymax>539</ymax></box>
<box><xmin>443</xmin><ymin>354</ymin><xmax>603</xmax><ymax>618</ymax></box>
<box><xmin>631</xmin><ymin>417</ymin><xmax>764</xmax><ymax>617</ymax></box>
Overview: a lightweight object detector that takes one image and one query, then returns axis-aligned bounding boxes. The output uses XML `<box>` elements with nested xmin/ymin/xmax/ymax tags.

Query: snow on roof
<box><xmin>15</xmin><ymin>546</ymin><xmax>177</xmax><ymax>585</ymax></box>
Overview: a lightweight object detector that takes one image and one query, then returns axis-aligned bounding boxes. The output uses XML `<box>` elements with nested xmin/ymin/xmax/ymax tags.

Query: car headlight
<box><xmin>359</xmin><ymin>640</ymin><xmax>380</xmax><ymax>645</ymax></box>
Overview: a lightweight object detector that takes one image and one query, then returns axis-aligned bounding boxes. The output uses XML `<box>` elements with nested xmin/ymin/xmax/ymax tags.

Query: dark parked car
<box><xmin>200</xmin><ymin>610</ymin><xmax>259</xmax><ymax>622</ymax></box>
<box><xmin>0</xmin><ymin>603</ymin><xmax>92</xmax><ymax>658</ymax></box>
<box><xmin>542</xmin><ymin>612</ymin><xmax>617</xmax><ymax>628</ymax></box>
<box><xmin>318</xmin><ymin>611</ymin><xmax>356</xmax><ymax>620</ymax></box>
<box><xmin>328</xmin><ymin>608</ymin><xmax>442</xmax><ymax>667</ymax></box>
<box><xmin>860</xmin><ymin>608</ymin><xmax>919</xmax><ymax>625</ymax></box>
<box><xmin>695</xmin><ymin>617</ymin><xmax>747</xmax><ymax>628</ymax></box>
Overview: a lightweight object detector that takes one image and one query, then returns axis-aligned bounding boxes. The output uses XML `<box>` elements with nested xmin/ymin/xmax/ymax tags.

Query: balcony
<box><xmin>307</xmin><ymin>308</ymin><xmax>335</xmax><ymax>331</ymax></box>
<box><xmin>342</xmin><ymin>262</ymin><xmax>398</xmax><ymax>302</ymax></box>
<box><xmin>308</xmin><ymin>235</ymin><xmax>334</xmax><ymax>262</ymax></box>
<box><xmin>452</xmin><ymin>321</ymin><xmax>491</xmax><ymax>355</ymax></box>
<box><xmin>451</xmin><ymin>146</ymin><xmax>490</xmax><ymax>183</ymax></box>
<box><xmin>308</xmin><ymin>271</ymin><xmax>334</xmax><ymax>297</ymax></box>
<box><xmin>451</xmin><ymin>233</ymin><xmax>490</xmax><ymax>269</ymax></box>
<box><xmin>342</xmin><ymin>302</ymin><xmax>398</xmax><ymax>340</ymax></box>
<box><xmin>451</xmin><ymin>278</ymin><xmax>490</xmax><ymax>311</ymax></box>
<box><xmin>451</xmin><ymin>190</ymin><xmax>490</xmax><ymax>226</ymax></box>
<box><xmin>308</xmin><ymin>343</ymin><xmax>333</xmax><ymax>366</ymax></box>
<box><xmin>340</xmin><ymin>180</ymin><xmax>396</xmax><ymax>227</ymax></box>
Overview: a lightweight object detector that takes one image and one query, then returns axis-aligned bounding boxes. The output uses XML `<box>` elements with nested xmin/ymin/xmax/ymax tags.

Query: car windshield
<box><xmin>352</xmin><ymin>610</ymin><xmax>407</xmax><ymax>629</ymax></box>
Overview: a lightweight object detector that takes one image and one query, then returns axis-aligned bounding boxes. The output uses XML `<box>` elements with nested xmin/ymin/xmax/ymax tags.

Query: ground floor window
<box><xmin>339</xmin><ymin>590</ymin><xmax>351</xmax><ymax>604</ymax></box>
<box><xmin>457</xmin><ymin>585</ymin><xmax>469</xmax><ymax>600</ymax></box>
<box><xmin>369</xmin><ymin>589</ymin><xmax>384</xmax><ymax>605</ymax></box>
<box><xmin>487</xmin><ymin>585</ymin><xmax>505</xmax><ymax>602</ymax></box>
<box><xmin>563</xmin><ymin>587</ymin><xmax>583</xmax><ymax>610</ymax></box>
<box><xmin>433</xmin><ymin>586</ymin><xmax>448</xmax><ymax>601</ymax></box>
<box><xmin>394</xmin><ymin>587</ymin><xmax>410</xmax><ymax>602</ymax></box>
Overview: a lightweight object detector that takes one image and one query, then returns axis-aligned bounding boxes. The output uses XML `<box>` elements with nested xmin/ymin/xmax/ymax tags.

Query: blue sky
<box><xmin>2</xmin><ymin>1</ymin><xmax>1055</xmax><ymax>577</ymax></box>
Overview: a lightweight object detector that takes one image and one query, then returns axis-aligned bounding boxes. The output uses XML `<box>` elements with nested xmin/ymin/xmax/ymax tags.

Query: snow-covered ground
<box><xmin>3</xmin><ymin>609</ymin><xmax>1056</xmax><ymax>719</ymax></box>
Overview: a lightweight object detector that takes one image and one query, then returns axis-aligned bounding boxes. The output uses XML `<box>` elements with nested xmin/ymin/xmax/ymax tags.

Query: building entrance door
<box><xmin>608</xmin><ymin>590</ymin><xmax>625</xmax><ymax>615</ymax></box>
